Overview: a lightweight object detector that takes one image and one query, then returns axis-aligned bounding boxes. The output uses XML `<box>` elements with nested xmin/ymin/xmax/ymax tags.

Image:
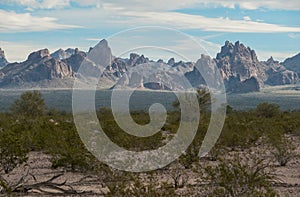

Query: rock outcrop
<box><xmin>283</xmin><ymin>53</ymin><xmax>300</xmax><ymax>75</ymax></box>
<box><xmin>215</xmin><ymin>41</ymin><xmax>267</xmax><ymax>92</ymax></box>
<box><xmin>51</xmin><ymin>48</ymin><xmax>76</xmax><ymax>60</ymax></box>
<box><xmin>0</xmin><ymin>49</ymin><xmax>73</xmax><ymax>88</ymax></box>
<box><xmin>264</xmin><ymin>57</ymin><xmax>298</xmax><ymax>85</ymax></box>
<box><xmin>0</xmin><ymin>40</ymin><xmax>298</xmax><ymax>91</ymax></box>
<box><xmin>0</xmin><ymin>48</ymin><xmax>9</xmax><ymax>68</ymax></box>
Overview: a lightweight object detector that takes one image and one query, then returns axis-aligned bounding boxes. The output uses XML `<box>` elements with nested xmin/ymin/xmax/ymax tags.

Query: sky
<box><xmin>0</xmin><ymin>0</ymin><xmax>299</xmax><ymax>62</ymax></box>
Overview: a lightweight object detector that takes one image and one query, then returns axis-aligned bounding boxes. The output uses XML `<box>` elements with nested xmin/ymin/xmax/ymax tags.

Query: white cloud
<box><xmin>85</xmin><ymin>38</ymin><xmax>102</xmax><ymax>41</ymax></box>
<box><xmin>0</xmin><ymin>10</ymin><xmax>80</xmax><ymax>33</ymax></box>
<box><xmin>3</xmin><ymin>0</ymin><xmax>70</xmax><ymax>9</ymax></box>
<box><xmin>288</xmin><ymin>33</ymin><xmax>300</xmax><ymax>39</ymax></box>
<box><xmin>42</xmin><ymin>6</ymin><xmax>300</xmax><ymax>33</ymax></box>
<box><xmin>100</xmin><ymin>0</ymin><xmax>300</xmax><ymax>11</ymax></box>
<box><xmin>243</xmin><ymin>16</ymin><xmax>251</xmax><ymax>21</ymax></box>
<box><xmin>118</xmin><ymin>11</ymin><xmax>300</xmax><ymax>33</ymax></box>
<box><xmin>3</xmin><ymin>0</ymin><xmax>300</xmax><ymax>10</ymax></box>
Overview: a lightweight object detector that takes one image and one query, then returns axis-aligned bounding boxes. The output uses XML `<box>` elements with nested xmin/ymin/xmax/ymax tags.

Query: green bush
<box><xmin>266</xmin><ymin>133</ymin><xmax>295</xmax><ymax>166</ymax></box>
<box><xmin>204</xmin><ymin>154</ymin><xmax>277</xmax><ymax>197</ymax></box>
<box><xmin>9</xmin><ymin>91</ymin><xmax>46</xmax><ymax>118</ymax></box>
<box><xmin>0</xmin><ymin>130</ymin><xmax>28</xmax><ymax>173</ymax></box>
<box><xmin>106</xmin><ymin>175</ymin><xmax>176</xmax><ymax>197</ymax></box>
<box><xmin>256</xmin><ymin>103</ymin><xmax>280</xmax><ymax>118</ymax></box>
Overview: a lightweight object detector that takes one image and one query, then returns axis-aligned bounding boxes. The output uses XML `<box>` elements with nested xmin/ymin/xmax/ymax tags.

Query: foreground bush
<box><xmin>204</xmin><ymin>154</ymin><xmax>277</xmax><ymax>197</ymax></box>
<box><xmin>0</xmin><ymin>130</ymin><xmax>28</xmax><ymax>194</ymax></box>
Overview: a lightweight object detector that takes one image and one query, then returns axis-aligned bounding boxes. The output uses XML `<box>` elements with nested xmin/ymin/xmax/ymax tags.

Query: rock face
<box><xmin>0</xmin><ymin>40</ymin><xmax>298</xmax><ymax>91</ymax></box>
<box><xmin>283</xmin><ymin>53</ymin><xmax>300</xmax><ymax>75</ymax></box>
<box><xmin>62</xmin><ymin>49</ymin><xmax>86</xmax><ymax>72</ymax></box>
<box><xmin>185</xmin><ymin>55</ymin><xmax>219</xmax><ymax>88</ymax></box>
<box><xmin>0</xmin><ymin>48</ymin><xmax>9</xmax><ymax>68</ymax></box>
<box><xmin>216</xmin><ymin>41</ymin><xmax>265</xmax><ymax>81</ymax></box>
<box><xmin>0</xmin><ymin>49</ymin><xmax>73</xmax><ymax>88</ymax></box>
<box><xmin>215</xmin><ymin>41</ymin><xmax>299</xmax><ymax>92</ymax></box>
<box><xmin>264</xmin><ymin>57</ymin><xmax>298</xmax><ymax>85</ymax></box>
<box><xmin>51</xmin><ymin>48</ymin><xmax>76</xmax><ymax>60</ymax></box>
<box><xmin>225</xmin><ymin>76</ymin><xmax>260</xmax><ymax>93</ymax></box>
<box><xmin>215</xmin><ymin>41</ymin><xmax>266</xmax><ymax>92</ymax></box>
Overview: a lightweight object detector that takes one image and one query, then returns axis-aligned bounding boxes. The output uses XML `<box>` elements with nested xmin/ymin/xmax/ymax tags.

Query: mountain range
<box><xmin>0</xmin><ymin>40</ymin><xmax>299</xmax><ymax>93</ymax></box>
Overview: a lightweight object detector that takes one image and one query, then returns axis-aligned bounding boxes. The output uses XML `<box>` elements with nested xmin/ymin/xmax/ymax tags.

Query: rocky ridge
<box><xmin>0</xmin><ymin>40</ymin><xmax>299</xmax><ymax>92</ymax></box>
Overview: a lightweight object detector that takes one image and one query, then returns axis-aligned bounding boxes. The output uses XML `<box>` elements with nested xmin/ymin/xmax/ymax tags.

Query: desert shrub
<box><xmin>168</xmin><ymin>167</ymin><xmax>189</xmax><ymax>188</ymax></box>
<box><xmin>204</xmin><ymin>154</ymin><xmax>277</xmax><ymax>197</ymax></box>
<box><xmin>173</xmin><ymin>88</ymin><xmax>211</xmax><ymax>112</ymax></box>
<box><xmin>218</xmin><ymin>112</ymin><xmax>261</xmax><ymax>150</ymax></box>
<box><xmin>9</xmin><ymin>91</ymin><xmax>46</xmax><ymax>118</ymax></box>
<box><xmin>47</xmin><ymin>128</ymin><xmax>95</xmax><ymax>171</ymax></box>
<box><xmin>256</xmin><ymin>103</ymin><xmax>280</xmax><ymax>118</ymax></box>
<box><xmin>266</xmin><ymin>133</ymin><xmax>295</xmax><ymax>166</ymax></box>
<box><xmin>0</xmin><ymin>130</ymin><xmax>28</xmax><ymax>174</ymax></box>
<box><xmin>0</xmin><ymin>130</ymin><xmax>28</xmax><ymax>194</ymax></box>
<box><xmin>178</xmin><ymin>113</ymin><xmax>210</xmax><ymax>168</ymax></box>
<box><xmin>97</xmin><ymin>108</ymin><xmax>165</xmax><ymax>151</ymax></box>
<box><xmin>106</xmin><ymin>175</ymin><xmax>176</xmax><ymax>197</ymax></box>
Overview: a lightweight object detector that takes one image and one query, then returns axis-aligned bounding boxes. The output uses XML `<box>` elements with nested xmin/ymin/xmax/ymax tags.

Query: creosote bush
<box><xmin>204</xmin><ymin>153</ymin><xmax>278</xmax><ymax>197</ymax></box>
<box><xmin>266</xmin><ymin>132</ymin><xmax>296</xmax><ymax>166</ymax></box>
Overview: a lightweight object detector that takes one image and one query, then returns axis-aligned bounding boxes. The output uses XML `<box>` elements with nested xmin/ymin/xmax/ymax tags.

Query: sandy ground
<box><xmin>2</xmin><ymin>135</ymin><xmax>300</xmax><ymax>196</ymax></box>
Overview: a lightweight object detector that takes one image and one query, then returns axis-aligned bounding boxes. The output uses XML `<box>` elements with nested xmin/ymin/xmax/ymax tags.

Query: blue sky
<box><xmin>0</xmin><ymin>0</ymin><xmax>299</xmax><ymax>62</ymax></box>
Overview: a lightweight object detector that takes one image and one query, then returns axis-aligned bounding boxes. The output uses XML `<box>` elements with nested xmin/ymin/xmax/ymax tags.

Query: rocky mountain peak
<box><xmin>216</xmin><ymin>40</ymin><xmax>263</xmax><ymax>83</ymax></box>
<box><xmin>128</xmin><ymin>53</ymin><xmax>149</xmax><ymax>65</ymax></box>
<box><xmin>99</xmin><ymin>39</ymin><xmax>108</xmax><ymax>46</ymax></box>
<box><xmin>266</xmin><ymin>56</ymin><xmax>279</xmax><ymax>65</ymax></box>
<box><xmin>0</xmin><ymin>48</ymin><xmax>5</xmax><ymax>58</ymax></box>
<box><xmin>28</xmin><ymin>49</ymin><xmax>50</xmax><ymax>61</ymax></box>
<box><xmin>51</xmin><ymin>48</ymin><xmax>76</xmax><ymax>60</ymax></box>
<box><xmin>87</xmin><ymin>39</ymin><xmax>112</xmax><ymax>67</ymax></box>
<box><xmin>216</xmin><ymin>40</ymin><xmax>234</xmax><ymax>59</ymax></box>
<box><xmin>130</xmin><ymin>53</ymin><xmax>139</xmax><ymax>61</ymax></box>
<box><xmin>167</xmin><ymin>58</ymin><xmax>175</xmax><ymax>66</ymax></box>
<box><xmin>0</xmin><ymin>48</ymin><xmax>9</xmax><ymax>67</ymax></box>
<box><xmin>217</xmin><ymin>41</ymin><xmax>259</xmax><ymax>63</ymax></box>
<box><xmin>283</xmin><ymin>53</ymin><xmax>300</xmax><ymax>75</ymax></box>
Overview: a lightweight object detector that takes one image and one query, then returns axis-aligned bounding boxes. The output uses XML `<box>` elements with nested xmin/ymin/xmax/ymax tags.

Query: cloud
<box><xmin>99</xmin><ymin>0</ymin><xmax>300</xmax><ymax>11</ymax></box>
<box><xmin>119</xmin><ymin>11</ymin><xmax>300</xmax><ymax>33</ymax></box>
<box><xmin>243</xmin><ymin>16</ymin><xmax>251</xmax><ymax>21</ymax></box>
<box><xmin>288</xmin><ymin>33</ymin><xmax>300</xmax><ymax>39</ymax></box>
<box><xmin>42</xmin><ymin>5</ymin><xmax>300</xmax><ymax>34</ymax></box>
<box><xmin>85</xmin><ymin>38</ymin><xmax>102</xmax><ymax>41</ymax></box>
<box><xmin>0</xmin><ymin>10</ymin><xmax>80</xmax><ymax>33</ymax></box>
<box><xmin>3</xmin><ymin>0</ymin><xmax>300</xmax><ymax>10</ymax></box>
<box><xmin>3</xmin><ymin>0</ymin><xmax>70</xmax><ymax>9</ymax></box>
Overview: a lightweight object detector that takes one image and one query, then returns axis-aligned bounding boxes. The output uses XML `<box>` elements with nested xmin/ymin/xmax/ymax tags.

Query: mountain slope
<box><xmin>0</xmin><ymin>49</ymin><xmax>73</xmax><ymax>88</ymax></box>
<box><xmin>283</xmin><ymin>53</ymin><xmax>300</xmax><ymax>75</ymax></box>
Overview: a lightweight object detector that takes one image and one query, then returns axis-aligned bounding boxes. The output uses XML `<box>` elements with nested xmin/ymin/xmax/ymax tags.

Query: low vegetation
<box><xmin>0</xmin><ymin>90</ymin><xmax>299</xmax><ymax>195</ymax></box>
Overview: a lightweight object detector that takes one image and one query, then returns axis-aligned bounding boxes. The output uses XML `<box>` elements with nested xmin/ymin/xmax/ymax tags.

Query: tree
<box><xmin>9</xmin><ymin>91</ymin><xmax>46</xmax><ymax>118</ymax></box>
<box><xmin>173</xmin><ymin>88</ymin><xmax>211</xmax><ymax>112</ymax></box>
<box><xmin>256</xmin><ymin>102</ymin><xmax>280</xmax><ymax>118</ymax></box>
